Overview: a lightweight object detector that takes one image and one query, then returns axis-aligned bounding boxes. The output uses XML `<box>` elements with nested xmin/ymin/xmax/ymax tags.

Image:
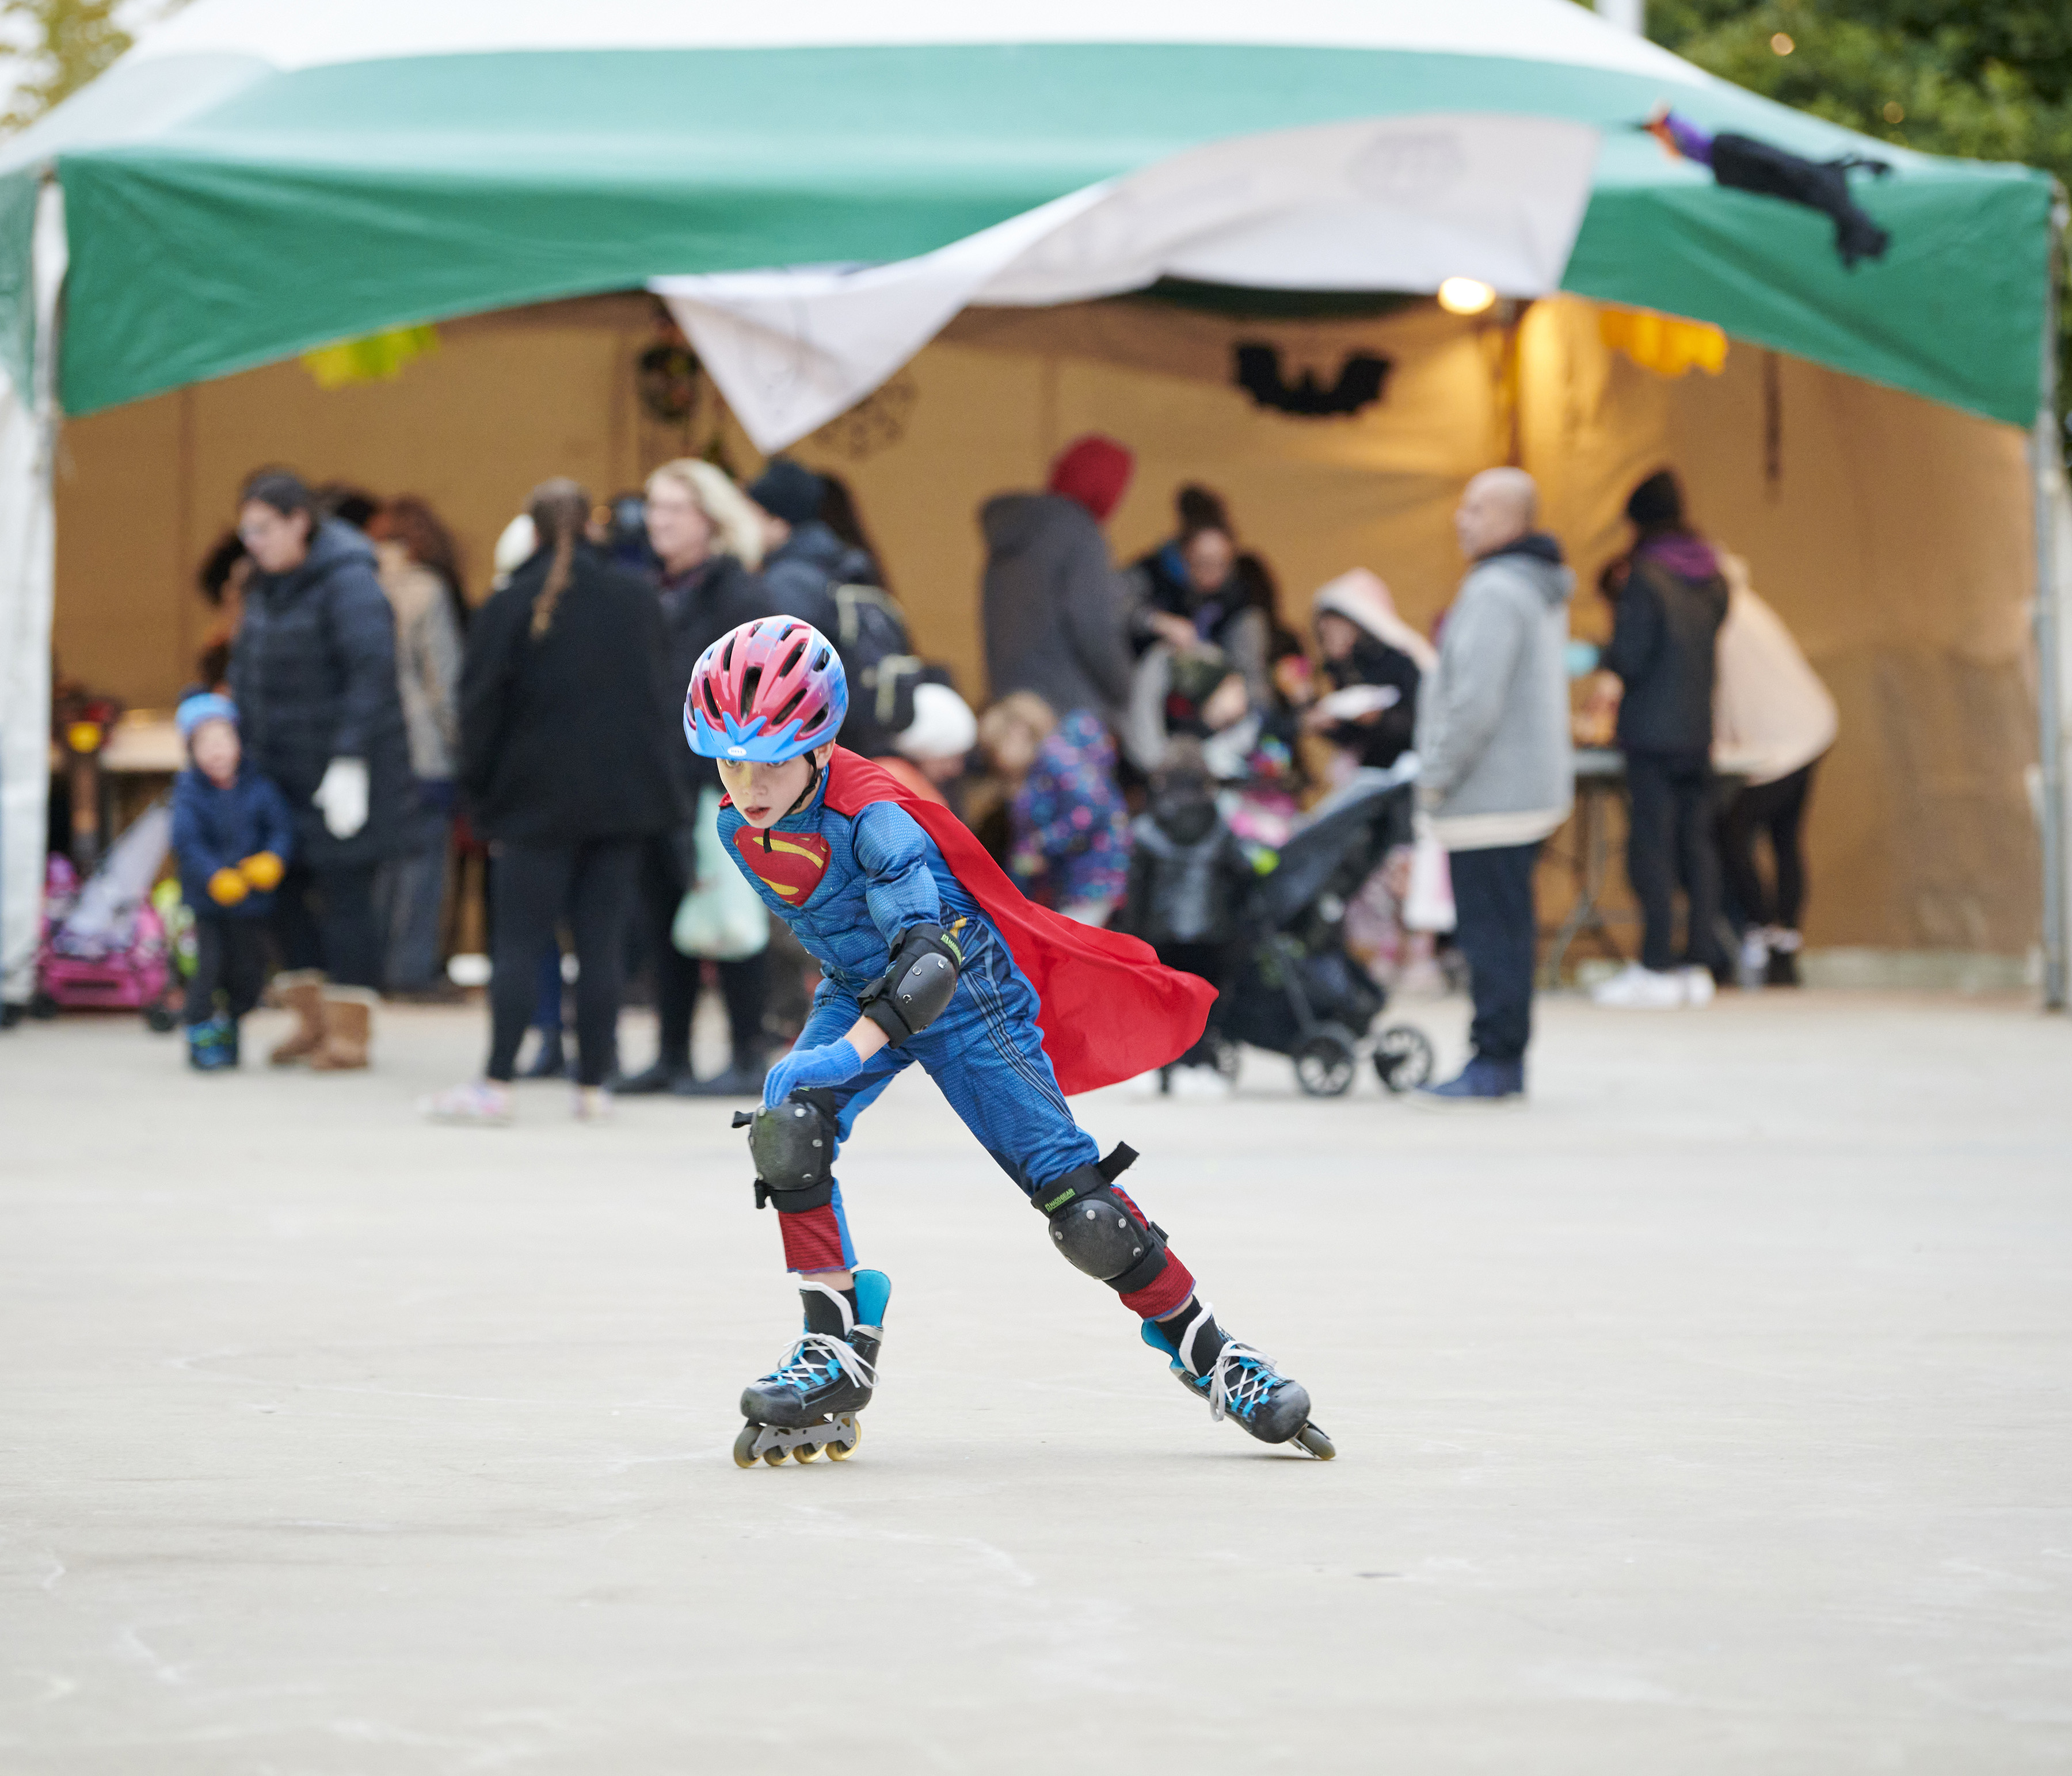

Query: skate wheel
<box><xmin>761</xmin><ymin>1446</ymin><xmax>787</xmax><ymax>1466</ymax></box>
<box><xmin>1295</xmin><ymin>1423</ymin><xmax>1336</xmax><ymax>1461</ymax></box>
<box><xmin>732</xmin><ymin>1424</ymin><xmax>761</xmax><ymax>1469</ymax></box>
<box><xmin>792</xmin><ymin>1442</ymin><xmax>820</xmax><ymax>1462</ymax></box>
<box><xmin>825</xmin><ymin>1416</ymin><xmax>860</xmax><ymax>1461</ymax></box>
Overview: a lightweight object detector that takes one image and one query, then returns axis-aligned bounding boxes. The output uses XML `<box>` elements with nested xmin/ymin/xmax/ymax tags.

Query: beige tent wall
<box><xmin>49</xmin><ymin>289</ymin><xmax>2038</xmax><ymax>955</ymax></box>
<box><xmin>1517</xmin><ymin>297</ymin><xmax>2037</xmax><ymax>952</ymax></box>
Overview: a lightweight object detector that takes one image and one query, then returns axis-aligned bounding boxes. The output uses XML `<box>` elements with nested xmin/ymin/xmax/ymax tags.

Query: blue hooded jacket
<box><xmin>171</xmin><ymin>765</ymin><xmax>297</xmax><ymax>919</ymax></box>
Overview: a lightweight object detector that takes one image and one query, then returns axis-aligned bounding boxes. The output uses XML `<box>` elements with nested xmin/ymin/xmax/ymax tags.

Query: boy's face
<box><xmin>717</xmin><ymin>743</ymin><xmax>833</xmax><ymax>828</ymax></box>
<box><xmin>191</xmin><ymin>718</ymin><xmax>239</xmax><ymax>786</ymax></box>
<box><xmin>1316</xmin><ymin>612</ymin><xmax>1359</xmax><ymax>662</ymax></box>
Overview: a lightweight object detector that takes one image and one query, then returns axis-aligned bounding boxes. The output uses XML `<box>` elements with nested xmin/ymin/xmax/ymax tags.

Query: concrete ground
<box><xmin>2</xmin><ymin>988</ymin><xmax>2069</xmax><ymax>1774</ymax></box>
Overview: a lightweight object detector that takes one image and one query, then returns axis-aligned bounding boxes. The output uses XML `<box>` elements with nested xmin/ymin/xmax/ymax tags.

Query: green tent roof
<box><xmin>0</xmin><ymin>2</ymin><xmax>2054</xmax><ymax>425</ymax></box>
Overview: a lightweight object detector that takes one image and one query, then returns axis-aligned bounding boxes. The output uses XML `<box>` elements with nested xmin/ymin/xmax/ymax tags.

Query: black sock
<box><xmin>1155</xmin><ymin>1299</ymin><xmax>1227</xmax><ymax>1375</ymax></box>
<box><xmin>801</xmin><ymin>1281</ymin><xmax>862</xmax><ymax>1338</ymax></box>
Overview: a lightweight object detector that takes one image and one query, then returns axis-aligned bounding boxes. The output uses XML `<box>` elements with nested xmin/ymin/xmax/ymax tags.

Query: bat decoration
<box><xmin>1233</xmin><ymin>342</ymin><xmax>1392</xmax><ymax>418</ymax></box>
<box><xmin>1647</xmin><ymin>108</ymin><xmax>1892</xmax><ymax>269</ymax></box>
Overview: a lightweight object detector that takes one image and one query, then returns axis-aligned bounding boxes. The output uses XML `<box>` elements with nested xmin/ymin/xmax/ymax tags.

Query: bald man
<box><xmin>1413</xmin><ymin>468</ymin><xmax>1575</xmax><ymax>1104</ymax></box>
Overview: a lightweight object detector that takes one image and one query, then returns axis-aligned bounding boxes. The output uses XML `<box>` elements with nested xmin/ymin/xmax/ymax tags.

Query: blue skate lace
<box><xmin>760</xmin><ymin>1333</ymin><xmax>875</xmax><ymax>1397</ymax></box>
<box><xmin>1205</xmin><ymin>1342</ymin><xmax>1283</xmax><ymax>1425</ymax></box>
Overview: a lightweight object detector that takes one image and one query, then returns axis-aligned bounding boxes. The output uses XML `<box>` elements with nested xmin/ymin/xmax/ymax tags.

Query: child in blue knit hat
<box><xmin>170</xmin><ymin>693</ymin><xmax>296</xmax><ymax>1069</ymax></box>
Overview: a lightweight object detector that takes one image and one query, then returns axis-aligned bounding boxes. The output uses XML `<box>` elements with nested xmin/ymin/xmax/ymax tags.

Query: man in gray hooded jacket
<box><xmin>1413</xmin><ymin>468</ymin><xmax>1574</xmax><ymax>1104</ymax></box>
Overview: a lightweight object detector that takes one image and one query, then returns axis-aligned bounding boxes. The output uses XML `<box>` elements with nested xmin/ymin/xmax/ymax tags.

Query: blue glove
<box><xmin>762</xmin><ymin>1038</ymin><xmax>863</xmax><ymax>1108</ymax></box>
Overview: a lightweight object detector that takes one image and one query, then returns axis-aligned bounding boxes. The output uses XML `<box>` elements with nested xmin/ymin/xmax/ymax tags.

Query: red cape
<box><xmin>822</xmin><ymin>749</ymin><xmax>1213</xmax><ymax>1094</ymax></box>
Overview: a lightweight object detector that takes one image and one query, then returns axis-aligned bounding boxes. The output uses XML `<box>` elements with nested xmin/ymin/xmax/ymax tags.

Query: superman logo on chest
<box><xmin>734</xmin><ymin>825</ymin><xmax>833</xmax><ymax>905</ymax></box>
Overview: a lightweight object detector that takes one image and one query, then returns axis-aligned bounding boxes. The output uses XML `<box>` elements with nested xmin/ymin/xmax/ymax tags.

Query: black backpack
<box><xmin>831</xmin><ymin>582</ymin><xmax>929</xmax><ymax>757</ymax></box>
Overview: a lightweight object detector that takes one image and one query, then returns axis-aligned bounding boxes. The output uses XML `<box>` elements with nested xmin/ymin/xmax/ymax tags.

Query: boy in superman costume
<box><xmin>688</xmin><ymin>618</ymin><xmax>1332</xmax><ymax>1464</ymax></box>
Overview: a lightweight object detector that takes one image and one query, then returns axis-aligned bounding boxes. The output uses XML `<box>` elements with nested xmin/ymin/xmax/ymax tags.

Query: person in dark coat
<box><xmin>228</xmin><ymin>468</ymin><xmax>414</xmax><ymax>1069</ymax></box>
<box><xmin>746</xmin><ymin>457</ymin><xmax>873</xmax><ymax>636</ymax></box>
<box><xmin>980</xmin><ymin>434</ymin><xmax>1137</xmax><ymax>730</ymax></box>
<box><xmin>1121</xmin><ymin>739</ymin><xmax>1251</xmax><ymax>1094</ymax></box>
<box><xmin>620</xmin><ymin>458</ymin><xmax>779</xmax><ymax>1097</ymax></box>
<box><xmin>1593</xmin><ymin>468</ymin><xmax>1731</xmax><ymax>1008</ymax></box>
<box><xmin>1128</xmin><ymin>483</ymin><xmax>1231</xmax><ymax>654</ymax></box>
<box><xmin>169</xmin><ymin>691</ymin><xmax>296</xmax><ymax>1070</ymax></box>
<box><xmin>429</xmin><ymin>480</ymin><xmax>683</xmax><ymax>1123</ymax></box>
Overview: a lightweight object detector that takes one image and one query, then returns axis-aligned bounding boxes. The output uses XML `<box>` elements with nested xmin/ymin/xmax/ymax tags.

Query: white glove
<box><xmin>313</xmin><ymin>756</ymin><xmax>370</xmax><ymax>840</ymax></box>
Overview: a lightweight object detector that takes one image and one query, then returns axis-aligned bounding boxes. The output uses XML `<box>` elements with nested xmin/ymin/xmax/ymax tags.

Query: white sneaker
<box><xmin>421</xmin><ymin>1081</ymin><xmax>514</xmax><ymax>1125</ymax></box>
<box><xmin>1681</xmin><ymin>966</ymin><xmax>1716</xmax><ymax>1008</ymax></box>
<box><xmin>572</xmin><ymin>1084</ymin><xmax>614</xmax><ymax>1122</ymax></box>
<box><xmin>1167</xmin><ymin>1063</ymin><xmax>1234</xmax><ymax>1100</ymax></box>
<box><xmin>1738</xmin><ymin>928</ymin><xmax>1770</xmax><ymax>990</ymax></box>
<box><xmin>1591</xmin><ymin>963</ymin><xmax>1686</xmax><ymax>1010</ymax></box>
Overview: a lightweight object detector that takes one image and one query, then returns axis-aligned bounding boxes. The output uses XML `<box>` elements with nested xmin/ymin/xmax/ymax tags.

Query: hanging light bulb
<box><xmin>1437</xmin><ymin>277</ymin><xmax>1497</xmax><ymax>317</ymax></box>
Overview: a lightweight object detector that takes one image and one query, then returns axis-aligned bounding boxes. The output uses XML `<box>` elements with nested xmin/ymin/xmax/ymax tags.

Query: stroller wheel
<box><xmin>28</xmin><ymin>990</ymin><xmax>59</xmax><ymax>1020</ymax></box>
<box><xmin>1373</xmin><ymin>1024</ymin><xmax>1436</xmax><ymax>1093</ymax></box>
<box><xmin>1294</xmin><ymin>1027</ymin><xmax>1358</xmax><ymax>1097</ymax></box>
<box><xmin>144</xmin><ymin>1004</ymin><xmax>178</xmax><ymax>1034</ymax></box>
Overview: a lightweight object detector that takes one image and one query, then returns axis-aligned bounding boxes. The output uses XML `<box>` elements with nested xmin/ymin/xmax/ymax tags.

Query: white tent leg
<box><xmin>0</xmin><ymin>181</ymin><xmax>66</xmax><ymax>1009</ymax></box>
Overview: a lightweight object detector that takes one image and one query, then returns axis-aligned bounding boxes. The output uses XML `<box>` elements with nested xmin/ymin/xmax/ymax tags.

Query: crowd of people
<box><xmin>165</xmin><ymin>433</ymin><xmax>1835</xmax><ymax>1112</ymax></box>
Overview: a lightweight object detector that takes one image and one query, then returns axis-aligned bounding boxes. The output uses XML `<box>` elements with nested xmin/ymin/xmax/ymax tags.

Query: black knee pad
<box><xmin>859</xmin><ymin>922</ymin><xmax>962</xmax><ymax>1046</ymax></box>
<box><xmin>733</xmin><ymin>1091</ymin><xmax>837</xmax><ymax>1212</ymax></box>
<box><xmin>1034</xmin><ymin>1144</ymin><xmax>1169</xmax><ymax>1297</ymax></box>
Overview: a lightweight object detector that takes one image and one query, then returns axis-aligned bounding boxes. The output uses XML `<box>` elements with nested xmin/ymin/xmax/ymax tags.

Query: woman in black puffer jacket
<box><xmin>228</xmin><ymin>469</ymin><xmax>415</xmax><ymax>1068</ymax></box>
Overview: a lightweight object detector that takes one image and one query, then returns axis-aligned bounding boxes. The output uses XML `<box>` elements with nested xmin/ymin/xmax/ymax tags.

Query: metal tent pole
<box><xmin>2034</xmin><ymin>191</ymin><xmax>2069</xmax><ymax>1012</ymax></box>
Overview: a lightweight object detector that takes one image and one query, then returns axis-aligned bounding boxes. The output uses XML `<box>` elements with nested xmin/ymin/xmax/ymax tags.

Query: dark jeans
<box><xmin>534</xmin><ymin>942</ymin><xmax>565</xmax><ymax>1036</ymax></box>
<box><xmin>374</xmin><ymin>779</ymin><xmax>455</xmax><ymax>991</ymax></box>
<box><xmin>1624</xmin><ymin>749</ymin><xmax>1726</xmax><ymax>973</ymax></box>
<box><xmin>1717</xmin><ymin>761</ymin><xmax>1816</xmax><ymax>932</ymax></box>
<box><xmin>487</xmin><ymin>839</ymin><xmax>641</xmax><ymax>1087</ymax></box>
<box><xmin>271</xmin><ymin>860</ymin><xmax>382</xmax><ymax>989</ymax></box>
<box><xmin>1155</xmin><ymin>938</ymin><xmax>1229</xmax><ymax>1062</ymax></box>
<box><xmin>637</xmin><ymin>829</ymin><xmax>768</xmax><ymax>1073</ymax></box>
<box><xmin>183</xmin><ymin>917</ymin><xmax>268</xmax><ymax>1024</ymax></box>
<box><xmin>1449</xmin><ymin>841</ymin><xmax>1540</xmax><ymax>1065</ymax></box>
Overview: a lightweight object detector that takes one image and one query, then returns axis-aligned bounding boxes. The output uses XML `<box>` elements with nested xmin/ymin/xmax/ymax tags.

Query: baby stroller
<box><xmin>33</xmin><ymin>798</ymin><xmax>181</xmax><ymax>1030</ymax></box>
<box><xmin>1219</xmin><ymin>764</ymin><xmax>1437</xmax><ymax>1097</ymax></box>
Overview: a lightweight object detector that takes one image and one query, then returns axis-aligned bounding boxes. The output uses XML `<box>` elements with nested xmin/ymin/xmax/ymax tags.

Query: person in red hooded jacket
<box><xmin>979</xmin><ymin>435</ymin><xmax>1138</xmax><ymax>732</ymax></box>
<box><xmin>688</xmin><ymin>616</ymin><xmax>1335</xmax><ymax>1467</ymax></box>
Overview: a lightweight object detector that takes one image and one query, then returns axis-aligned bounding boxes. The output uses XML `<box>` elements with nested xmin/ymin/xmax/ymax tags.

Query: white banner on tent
<box><xmin>654</xmin><ymin>112</ymin><xmax>1599</xmax><ymax>450</ymax></box>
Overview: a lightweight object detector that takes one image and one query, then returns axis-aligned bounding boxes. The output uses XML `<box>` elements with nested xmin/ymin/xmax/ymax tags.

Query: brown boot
<box><xmin>308</xmin><ymin>989</ymin><xmax>375</xmax><ymax>1071</ymax></box>
<box><xmin>268</xmin><ymin>970</ymin><xmax>327</xmax><ymax>1066</ymax></box>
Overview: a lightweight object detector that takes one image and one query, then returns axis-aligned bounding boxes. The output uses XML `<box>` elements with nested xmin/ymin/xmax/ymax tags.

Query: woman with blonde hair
<box><xmin>619</xmin><ymin>459</ymin><xmax>781</xmax><ymax>1097</ymax></box>
<box><xmin>432</xmin><ymin>479</ymin><xmax>681</xmax><ymax>1123</ymax></box>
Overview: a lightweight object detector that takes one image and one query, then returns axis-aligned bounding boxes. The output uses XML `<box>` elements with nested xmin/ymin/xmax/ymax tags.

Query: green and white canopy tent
<box><xmin>0</xmin><ymin>0</ymin><xmax>2063</xmax><ymax>1005</ymax></box>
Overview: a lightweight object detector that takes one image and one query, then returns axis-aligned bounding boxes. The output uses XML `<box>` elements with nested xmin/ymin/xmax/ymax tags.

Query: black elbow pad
<box><xmin>860</xmin><ymin>923</ymin><xmax>962</xmax><ymax>1045</ymax></box>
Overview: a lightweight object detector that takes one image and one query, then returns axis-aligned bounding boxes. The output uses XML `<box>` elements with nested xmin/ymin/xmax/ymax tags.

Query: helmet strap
<box><xmin>790</xmin><ymin>754</ymin><xmax>824</xmax><ymax>815</ymax></box>
<box><xmin>761</xmin><ymin>752</ymin><xmax>824</xmax><ymax>851</ymax></box>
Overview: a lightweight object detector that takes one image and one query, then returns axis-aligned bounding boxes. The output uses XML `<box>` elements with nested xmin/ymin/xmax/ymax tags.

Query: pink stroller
<box><xmin>33</xmin><ymin>800</ymin><xmax>180</xmax><ymax>1030</ymax></box>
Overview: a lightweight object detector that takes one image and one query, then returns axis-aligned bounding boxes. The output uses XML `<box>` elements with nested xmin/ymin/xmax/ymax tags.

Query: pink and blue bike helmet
<box><xmin>685</xmin><ymin>616</ymin><xmax>849</xmax><ymax>763</ymax></box>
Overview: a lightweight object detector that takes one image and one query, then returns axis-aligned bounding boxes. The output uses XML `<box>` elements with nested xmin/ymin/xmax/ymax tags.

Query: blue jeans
<box><xmin>1448</xmin><ymin>841</ymin><xmax>1540</xmax><ymax>1065</ymax></box>
<box><xmin>783</xmin><ymin>931</ymin><xmax>1100</xmax><ymax>1272</ymax></box>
